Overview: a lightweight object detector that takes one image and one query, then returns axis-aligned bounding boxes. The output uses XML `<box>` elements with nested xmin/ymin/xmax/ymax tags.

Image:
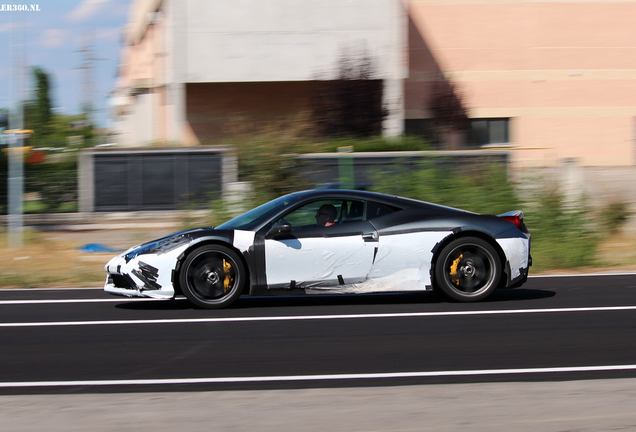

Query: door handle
<box><xmin>362</xmin><ymin>232</ymin><xmax>378</xmax><ymax>241</ymax></box>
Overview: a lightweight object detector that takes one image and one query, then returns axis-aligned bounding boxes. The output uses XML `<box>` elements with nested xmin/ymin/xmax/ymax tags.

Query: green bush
<box><xmin>0</xmin><ymin>152</ymin><xmax>78</xmax><ymax>214</ymax></box>
<box><xmin>598</xmin><ymin>199</ymin><xmax>632</xmax><ymax>235</ymax></box>
<box><xmin>523</xmin><ymin>188</ymin><xmax>600</xmax><ymax>270</ymax></box>
<box><xmin>371</xmin><ymin>161</ymin><xmax>519</xmax><ymax>215</ymax></box>
<box><xmin>26</xmin><ymin>160</ymin><xmax>78</xmax><ymax>212</ymax></box>
<box><xmin>202</xmin><ymin>131</ymin><xmax>434</xmax><ymax>225</ymax></box>
<box><xmin>372</xmin><ymin>162</ymin><xmax>604</xmax><ymax>271</ymax></box>
<box><xmin>226</xmin><ymin>132</ymin><xmax>314</xmax><ymax>206</ymax></box>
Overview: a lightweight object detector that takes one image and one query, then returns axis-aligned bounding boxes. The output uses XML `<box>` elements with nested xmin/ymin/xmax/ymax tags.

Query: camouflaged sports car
<box><xmin>105</xmin><ymin>189</ymin><xmax>531</xmax><ymax>308</ymax></box>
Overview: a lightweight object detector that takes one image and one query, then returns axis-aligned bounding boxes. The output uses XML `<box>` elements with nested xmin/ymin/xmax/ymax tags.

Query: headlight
<box><xmin>125</xmin><ymin>234</ymin><xmax>190</xmax><ymax>261</ymax></box>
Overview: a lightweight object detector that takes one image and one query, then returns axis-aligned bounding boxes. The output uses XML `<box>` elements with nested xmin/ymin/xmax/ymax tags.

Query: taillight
<box><xmin>498</xmin><ymin>211</ymin><xmax>524</xmax><ymax>230</ymax></box>
<box><xmin>500</xmin><ymin>215</ymin><xmax>522</xmax><ymax>229</ymax></box>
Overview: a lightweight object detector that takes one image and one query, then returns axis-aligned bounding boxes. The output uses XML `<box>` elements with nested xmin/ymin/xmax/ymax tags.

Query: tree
<box><xmin>23</xmin><ymin>67</ymin><xmax>96</xmax><ymax>147</ymax></box>
<box><xmin>25</xmin><ymin>67</ymin><xmax>54</xmax><ymax>140</ymax></box>
<box><xmin>310</xmin><ymin>51</ymin><xmax>387</xmax><ymax>138</ymax></box>
<box><xmin>428</xmin><ymin>79</ymin><xmax>469</xmax><ymax>149</ymax></box>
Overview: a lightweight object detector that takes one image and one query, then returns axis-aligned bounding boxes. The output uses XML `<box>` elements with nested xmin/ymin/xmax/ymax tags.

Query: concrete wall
<box><xmin>407</xmin><ymin>1</ymin><xmax>636</xmax><ymax>168</ymax></box>
<box><xmin>112</xmin><ymin>0</ymin><xmax>636</xmax><ymax>169</ymax></box>
<box><xmin>181</xmin><ymin>0</ymin><xmax>407</xmax><ymax>83</ymax></box>
<box><xmin>176</xmin><ymin>0</ymin><xmax>407</xmax><ymax>140</ymax></box>
<box><xmin>113</xmin><ymin>0</ymin><xmax>407</xmax><ymax>146</ymax></box>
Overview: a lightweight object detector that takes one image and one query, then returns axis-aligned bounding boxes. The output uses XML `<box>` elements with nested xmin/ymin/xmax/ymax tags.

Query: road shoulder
<box><xmin>2</xmin><ymin>379</ymin><xmax>636</xmax><ymax>431</ymax></box>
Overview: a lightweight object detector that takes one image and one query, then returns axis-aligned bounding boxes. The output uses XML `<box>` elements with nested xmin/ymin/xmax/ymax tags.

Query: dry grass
<box><xmin>525</xmin><ymin>230</ymin><xmax>636</xmax><ymax>275</ymax></box>
<box><xmin>593</xmin><ymin>231</ymin><xmax>636</xmax><ymax>270</ymax></box>
<box><xmin>0</xmin><ymin>231</ymin><xmax>107</xmax><ymax>288</ymax></box>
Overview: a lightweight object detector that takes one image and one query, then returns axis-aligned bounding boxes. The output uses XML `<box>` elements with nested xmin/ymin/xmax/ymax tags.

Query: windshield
<box><xmin>216</xmin><ymin>193</ymin><xmax>301</xmax><ymax>231</ymax></box>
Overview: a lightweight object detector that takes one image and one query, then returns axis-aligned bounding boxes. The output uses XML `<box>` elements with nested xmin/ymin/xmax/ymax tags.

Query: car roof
<box><xmin>292</xmin><ymin>189</ymin><xmax>471</xmax><ymax>214</ymax></box>
<box><xmin>293</xmin><ymin>189</ymin><xmax>407</xmax><ymax>203</ymax></box>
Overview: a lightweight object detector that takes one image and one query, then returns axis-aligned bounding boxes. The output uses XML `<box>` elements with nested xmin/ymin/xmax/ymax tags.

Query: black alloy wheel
<box><xmin>179</xmin><ymin>244</ymin><xmax>245</xmax><ymax>309</ymax></box>
<box><xmin>434</xmin><ymin>237</ymin><xmax>501</xmax><ymax>302</ymax></box>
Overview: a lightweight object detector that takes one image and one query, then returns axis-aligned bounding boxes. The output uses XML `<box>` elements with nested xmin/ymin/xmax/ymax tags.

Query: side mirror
<box><xmin>266</xmin><ymin>223</ymin><xmax>292</xmax><ymax>239</ymax></box>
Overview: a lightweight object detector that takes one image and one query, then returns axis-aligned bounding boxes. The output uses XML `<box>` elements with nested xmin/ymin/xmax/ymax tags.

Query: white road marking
<box><xmin>2</xmin><ymin>305</ymin><xmax>636</xmax><ymax>328</ymax></box>
<box><xmin>1</xmin><ymin>287</ymin><xmax>103</xmax><ymax>291</ymax></box>
<box><xmin>530</xmin><ymin>272</ymin><xmax>636</xmax><ymax>278</ymax></box>
<box><xmin>0</xmin><ymin>298</ymin><xmax>176</xmax><ymax>305</ymax></box>
<box><xmin>1</xmin><ymin>364</ymin><xmax>636</xmax><ymax>388</ymax></box>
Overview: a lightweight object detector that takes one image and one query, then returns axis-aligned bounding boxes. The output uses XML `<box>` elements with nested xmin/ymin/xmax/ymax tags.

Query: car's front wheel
<box><xmin>434</xmin><ymin>237</ymin><xmax>501</xmax><ymax>302</ymax></box>
<box><xmin>179</xmin><ymin>244</ymin><xmax>245</xmax><ymax>309</ymax></box>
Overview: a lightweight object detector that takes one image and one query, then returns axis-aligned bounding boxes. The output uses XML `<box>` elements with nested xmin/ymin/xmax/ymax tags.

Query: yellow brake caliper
<box><xmin>449</xmin><ymin>254</ymin><xmax>463</xmax><ymax>286</ymax></box>
<box><xmin>222</xmin><ymin>259</ymin><xmax>234</xmax><ymax>293</ymax></box>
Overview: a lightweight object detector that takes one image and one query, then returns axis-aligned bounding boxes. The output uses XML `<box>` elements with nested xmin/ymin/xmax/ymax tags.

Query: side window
<box><xmin>367</xmin><ymin>201</ymin><xmax>399</xmax><ymax>220</ymax></box>
<box><xmin>284</xmin><ymin>200</ymin><xmax>343</xmax><ymax>229</ymax></box>
<box><xmin>280</xmin><ymin>198</ymin><xmax>394</xmax><ymax>229</ymax></box>
<box><xmin>339</xmin><ymin>200</ymin><xmax>365</xmax><ymax>224</ymax></box>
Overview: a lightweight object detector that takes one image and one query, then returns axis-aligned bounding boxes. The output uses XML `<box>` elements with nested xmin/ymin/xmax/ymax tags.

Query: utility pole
<box><xmin>7</xmin><ymin>9</ymin><xmax>27</xmax><ymax>248</ymax></box>
<box><xmin>5</xmin><ymin>129</ymin><xmax>32</xmax><ymax>248</ymax></box>
<box><xmin>76</xmin><ymin>30</ymin><xmax>103</xmax><ymax>126</ymax></box>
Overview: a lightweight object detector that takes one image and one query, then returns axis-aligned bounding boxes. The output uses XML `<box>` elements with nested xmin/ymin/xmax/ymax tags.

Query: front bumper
<box><xmin>103</xmin><ymin>245</ymin><xmax>187</xmax><ymax>299</ymax></box>
<box><xmin>104</xmin><ymin>282</ymin><xmax>173</xmax><ymax>299</ymax></box>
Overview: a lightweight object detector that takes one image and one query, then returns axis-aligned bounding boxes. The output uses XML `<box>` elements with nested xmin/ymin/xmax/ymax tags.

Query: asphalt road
<box><xmin>2</xmin><ymin>274</ymin><xmax>636</xmax><ymax>430</ymax></box>
<box><xmin>2</xmin><ymin>274</ymin><xmax>636</xmax><ymax>392</ymax></box>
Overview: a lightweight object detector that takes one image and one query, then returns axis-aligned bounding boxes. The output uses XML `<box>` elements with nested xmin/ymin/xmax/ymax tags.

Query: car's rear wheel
<box><xmin>179</xmin><ymin>244</ymin><xmax>245</xmax><ymax>309</ymax></box>
<box><xmin>434</xmin><ymin>237</ymin><xmax>501</xmax><ymax>302</ymax></box>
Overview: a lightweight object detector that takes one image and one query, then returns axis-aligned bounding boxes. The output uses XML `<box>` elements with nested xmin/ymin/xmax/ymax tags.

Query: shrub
<box><xmin>26</xmin><ymin>159</ymin><xmax>78</xmax><ymax>212</ymax></box>
<box><xmin>523</xmin><ymin>187</ymin><xmax>600</xmax><ymax>270</ymax></box>
<box><xmin>371</xmin><ymin>161</ymin><xmax>519</xmax><ymax>215</ymax></box>
<box><xmin>225</xmin><ymin>126</ymin><xmax>318</xmax><ymax>206</ymax></box>
<box><xmin>372</xmin><ymin>162</ymin><xmax>604</xmax><ymax>271</ymax></box>
<box><xmin>598</xmin><ymin>199</ymin><xmax>632</xmax><ymax>235</ymax></box>
<box><xmin>1</xmin><ymin>152</ymin><xmax>78</xmax><ymax>214</ymax></box>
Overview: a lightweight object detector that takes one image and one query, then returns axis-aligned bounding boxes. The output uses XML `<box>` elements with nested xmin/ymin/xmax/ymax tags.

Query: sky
<box><xmin>0</xmin><ymin>0</ymin><xmax>130</xmax><ymax>129</ymax></box>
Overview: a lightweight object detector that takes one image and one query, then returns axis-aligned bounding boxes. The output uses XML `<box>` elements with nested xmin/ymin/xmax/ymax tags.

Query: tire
<box><xmin>179</xmin><ymin>244</ymin><xmax>246</xmax><ymax>309</ymax></box>
<box><xmin>434</xmin><ymin>237</ymin><xmax>501</xmax><ymax>302</ymax></box>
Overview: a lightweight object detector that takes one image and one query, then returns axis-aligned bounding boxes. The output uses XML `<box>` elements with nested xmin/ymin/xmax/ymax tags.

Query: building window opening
<box><xmin>467</xmin><ymin>118</ymin><xmax>509</xmax><ymax>147</ymax></box>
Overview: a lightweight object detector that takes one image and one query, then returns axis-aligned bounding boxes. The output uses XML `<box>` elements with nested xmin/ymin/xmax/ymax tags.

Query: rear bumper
<box><xmin>496</xmin><ymin>235</ymin><xmax>531</xmax><ymax>287</ymax></box>
<box><xmin>506</xmin><ymin>262</ymin><xmax>530</xmax><ymax>288</ymax></box>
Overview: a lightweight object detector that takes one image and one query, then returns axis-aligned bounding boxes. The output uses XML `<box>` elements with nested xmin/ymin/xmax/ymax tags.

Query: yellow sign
<box><xmin>3</xmin><ymin>129</ymin><xmax>33</xmax><ymax>135</ymax></box>
<box><xmin>2</xmin><ymin>146</ymin><xmax>32</xmax><ymax>156</ymax></box>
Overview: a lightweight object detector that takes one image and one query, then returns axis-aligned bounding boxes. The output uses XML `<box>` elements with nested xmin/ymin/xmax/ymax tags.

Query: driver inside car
<box><xmin>315</xmin><ymin>204</ymin><xmax>337</xmax><ymax>227</ymax></box>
